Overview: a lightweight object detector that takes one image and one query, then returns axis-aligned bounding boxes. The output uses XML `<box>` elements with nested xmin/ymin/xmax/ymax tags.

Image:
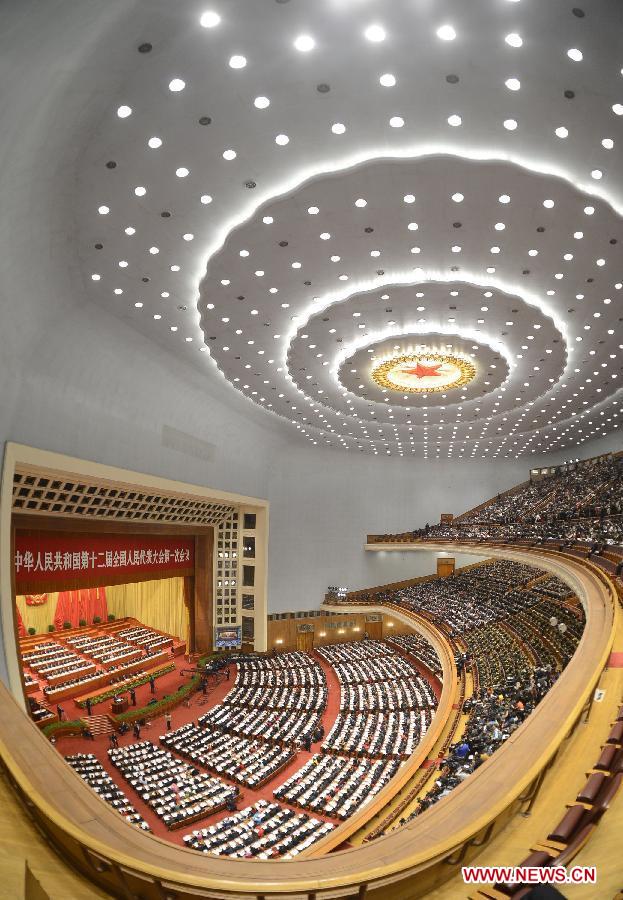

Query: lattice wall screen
<box><xmin>12</xmin><ymin>469</ymin><xmax>234</xmax><ymax>526</ymax></box>
<box><xmin>215</xmin><ymin>510</ymin><xmax>240</xmax><ymax>627</ymax></box>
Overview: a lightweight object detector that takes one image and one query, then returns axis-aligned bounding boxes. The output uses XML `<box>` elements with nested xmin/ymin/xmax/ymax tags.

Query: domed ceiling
<box><xmin>78</xmin><ymin>0</ymin><xmax>623</xmax><ymax>459</ymax></box>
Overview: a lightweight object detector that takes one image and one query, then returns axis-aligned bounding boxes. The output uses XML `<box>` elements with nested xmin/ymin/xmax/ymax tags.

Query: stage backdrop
<box><xmin>105</xmin><ymin>577</ymin><xmax>187</xmax><ymax>642</ymax></box>
<box><xmin>16</xmin><ymin>576</ymin><xmax>187</xmax><ymax>639</ymax></box>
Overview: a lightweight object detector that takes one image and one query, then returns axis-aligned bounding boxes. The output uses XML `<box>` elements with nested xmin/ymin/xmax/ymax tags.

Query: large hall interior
<box><xmin>0</xmin><ymin>2</ymin><xmax>622</xmax><ymax>899</ymax></box>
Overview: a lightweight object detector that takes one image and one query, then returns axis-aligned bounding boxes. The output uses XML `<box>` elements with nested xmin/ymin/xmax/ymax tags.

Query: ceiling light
<box><xmin>355</xmin><ymin>198</ymin><xmax>367</xmax><ymax>207</ymax></box>
<box><xmin>124</xmin><ymin>226</ymin><xmax>135</xmax><ymax>235</ymax></box>
<box><xmin>134</xmin><ymin>302</ymin><xmax>143</xmax><ymax>308</ymax></box>
<box><xmin>567</xmin><ymin>48</ymin><xmax>583</xmax><ymax>61</ymax></box>
<box><xmin>262</xmin><ymin>215</ymin><xmax>273</xmax><ymax>224</ymax></box>
<box><xmin>91</xmin><ymin>273</ymin><xmax>100</xmax><ymax>281</ymax></box>
<box><xmin>613</xmin><ymin>104</ymin><xmax>623</xmax><ymax>116</ymax></box>
<box><xmin>505</xmin><ymin>78</ymin><xmax>521</xmax><ymax>90</ymax></box>
<box><xmin>200</xmin><ymin>11</ymin><xmax>221</xmax><ymax>28</ymax></box>
<box><xmin>183</xmin><ymin>233</ymin><xmax>194</xmax><ymax>241</ymax></box>
<box><xmin>134</xmin><ymin>186</ymin><xmax>146</xmax><ymax>196</ymax></box>
<box><xmin>555</xmin><ymin>126</ymin><xmax>568</xmax><ymax>138</ymax></box>
<box><xmin>254</xmin><ymin>96</ymin><xmax>270</xmax><ymax>109</ymax></box>
<box><xmin>98</xmin><ymin>205</ymin><xmax>109</xmax><ymax>215</ymax></box>
<box><xmin>117</xmin><ymin>105</ymin><xmax>132</xmax><ymax>118</ymax></box>
<box><xmin>275</xmin><ymin>134</ymin><xmax>289</xmax><ymax>145</ymax></box>
<box><xmin>436</xmin><ymin>24</ymin><xmax>456</xmax><ymax>41</ymax></box>
<box><xmin>175</xmin><ymin>167</ymin><xmax>189</xmax><ymax>177</ymax></box>
<box><xmin>503</xmin><ymin>118</ymin><xmax>518</xmax><ymax>130</ymax></box>
<box><xmin>591</xmin><ymin>169</ymin><xmax>603</xmax><ymax>179</ymax></box>
<box><xmin>543</xmin><ymin>198</ymin><xmax>554</xmax><ymax>208</ymax></box>
<box><xmin>147</xmin><ymin>136</ymin><xmax>163</xmax><ymax>149</ymax></box>
<box><xmin>505</xmin><ymin>33</ymin><xmax>523</xmax><ymax>47</ymax></box>
<box><xmin>403</xmin><ymin>194</ymin><xmax>415</xmax><ymax>203</ymax></box>
<box><xmin>451</xmin><ymin>192</ymin><xmax>464</xmax><ymax>202</ymax></box>
<box><xmin>331</xmin><ymin>122</ymin><xmax>346</xmax><ymax>134</ymax></box>
<box><xmin>364</xmin><ymin>24</ymin><xmax>386</xmax><ymax>42</ymax></box>
<box><xmin>379</xmin><ymin>73</ymin><xmax>396</xmax><ymax>87</ymax></box>
<box><xmin>168</xmin><ymin>78</ymin><xmax>186</xmax><ymax>92</ymax></box>
<box><xmin>447</xmin><ymin>114</ymin><xmax>462</xmax><ymax>126</ymax></box>
<box><xmin>223</xmin><ymin>149</ymin><xmax>237</xmax><ymax>160</ymax></box>
<box><xmin>584</xmin><ymin>206</ymin><xmax>594</xmax><ymax>215</ymax></box>
<box><xmin>201</xmin><ymin>194</ymin><xmax>213</xmax><ymax>204</ymax></box>
<box><xmin>389</xmin><ymin>116</ymin><xmax>404</xmax><ymax>127</ymax></box>
<box><xmin>499</xmin><ymin>194</ymin><xmax>511</xmax><ymax>204</ymax></box>
<box><xmin>308</xmin><ymin>206</ymin><xmax>319</xmax><ymax>214</ymax></box>
<box><xmin>229</xmin><ymin>55</ymin><xmax>247</xmax><ymax>69</ymax></box>
<box><xmin>494</xmin><ymin>222</ymin><xmax>505</xmax><ymax>230</ymax></box>
<box><xmin>294</xmin><ymin>34</ymin><xmax>315</xmax><ymax>52</ymax></box>
<box><xmin>320</xmin><ymin>232</ymin><xmax>330</xmax><ymax>240</ymax></box>
<box><xmin>602</xmin><ymin>138</ymin><xmax>614</xmax><ymax>149</ymax></box>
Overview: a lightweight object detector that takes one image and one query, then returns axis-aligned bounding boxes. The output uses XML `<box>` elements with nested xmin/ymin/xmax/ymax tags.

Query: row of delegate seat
<box><xmin>182</xmin><ymin>799</ymin><xmax>334</xmax><ymax>859</ymax></box>
<box><xmin>160</xmin><ymin>722</ymin><xmax>295</xmax><ymax>788</ymax></box>
<box><xmin>274</xmin><ymin>753</ymin><xmax>400</xmax><ymax>821</ymax></box>
<box><xmin>108</xmin><ymin>741</ymin><xmax>238</xmax><ymax>830</ymax></box>
<box><xmin>65</xmin><ymin>753</ymin><xmax>151</xmax><ymax>831</ymax></box>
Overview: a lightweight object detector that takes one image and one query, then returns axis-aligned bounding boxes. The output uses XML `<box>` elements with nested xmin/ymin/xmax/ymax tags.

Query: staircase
<box><xmin>80</xmin><ymin>714</ymin><xmax>114</xmax><ymax>736</ymax></box>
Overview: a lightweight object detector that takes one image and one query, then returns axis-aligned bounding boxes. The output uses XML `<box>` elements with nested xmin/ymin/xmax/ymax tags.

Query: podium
<box><xmin>111</xmin><ymin>697</ymin><xmax>129</xmax><ymax>714</ymax></box>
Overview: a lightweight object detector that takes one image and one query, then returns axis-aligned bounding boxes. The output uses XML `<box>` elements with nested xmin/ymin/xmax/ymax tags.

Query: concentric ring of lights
<box><xmin>336</xmin><ymin>333</ymin><xmax>510</xmax><ymax>411</ymax></box>
<box><xmin>286</xmin><ymin>277</ymin><xmax>565</xmax><ymax>424</ymax></box>
<box><xmin>371</xmin><ymin>353</ymin><xmax>476</xmax><ymax>394</ymax></box>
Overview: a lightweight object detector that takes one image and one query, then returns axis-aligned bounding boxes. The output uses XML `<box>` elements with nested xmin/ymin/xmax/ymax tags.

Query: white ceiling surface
<box><xmin>45</xmin><ymin>0</ymin><xmax>623</xmax><ymax>456</ymax></box>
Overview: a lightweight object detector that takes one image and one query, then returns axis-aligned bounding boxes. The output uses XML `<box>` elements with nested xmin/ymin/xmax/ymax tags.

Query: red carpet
<box><xmin>54</xmin><ymin>655</ymin><xmax>344</xmax><ymax>844</ymax></box>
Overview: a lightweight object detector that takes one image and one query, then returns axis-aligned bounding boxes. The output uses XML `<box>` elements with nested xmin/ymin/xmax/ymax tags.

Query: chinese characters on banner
<box><xmin>14</xmin><ymin>532</ymin><xmax>194</xmax><ymax>588</ymax></box>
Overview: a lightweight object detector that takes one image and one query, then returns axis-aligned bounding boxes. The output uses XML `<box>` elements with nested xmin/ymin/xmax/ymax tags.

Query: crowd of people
<box><xmin>160</xmin><ymin>722</ymin><xmax>295</xmax><ymax>788</ymax></box>
<box><xmin>274</xmin><ymin>753</ymin><xmax>399</xmax><ymax>821</ymax></box>
<box><xmin>198</xmin><ymin>652</ymin><xmax>326</xmax><ymax>746</ymax></box>
<box><xmin>386</xmin><ymin>634</ymin><xmax>443</xmax><ymax>679</ymax></box>
<box><xmin>108</xmin><ymin>741</ymin><xmax>238</xmax><ymax>829</ymax></box>
<box><xmin>182</xmin><ymin>799</ymin><xmax>334</xmax><ymax>858</ymax></box>
<box><xmin>409</xmin><ymin>454</ymin><xmax>623</xmax><ymax>547</ymax></box>
<box><xmin>65</xmin><ymin>752</ymin><xmax>151</xmax><ymax>831</ymax></box>
<box><xmin>381</xmin><ymin>561</ymin><xmax>544</xmax><ymax>637</ymax></box>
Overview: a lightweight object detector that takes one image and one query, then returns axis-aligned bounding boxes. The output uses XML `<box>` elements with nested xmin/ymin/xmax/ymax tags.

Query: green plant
<box><xmin>78</xmin><ymin>619</ymin><xmax>87</xmax><ymax>627</ymax></box>
<box><xmin>93</xmin><ymin>616</ymin><xmax>101</xmax><ymax>624</ymax></box>
<box><xmin>63</xmin><ymin>621</ymin><xmax>71</xmax><ymax>630</ymax></box>
<box><xmin>75</xmin><ymin>664</ymin><xmax>175</xmax><ymax>708</ymax></box>
<box><xmin>42</xmin><ymin>719</ymin><xmax>83</xmax><ymax>739</ymax></box>
<box><xmin>48</xmin><ymin>624</ymin><xmax>55</xmax><ymax>632</ymax></box>
<box><xmin>113</xmin><ymin>654</ymin><xmax>215</xmax><ymax>725</ymax></box>
<box><xmin>27</xmin><ymin>627</ymin><xmax>36</xmax><ymax>636</ymax></box>
<box><xmin>107</xmin><ymin>614</ymin><xmax>115</xmax><ymax>622</ymax></box>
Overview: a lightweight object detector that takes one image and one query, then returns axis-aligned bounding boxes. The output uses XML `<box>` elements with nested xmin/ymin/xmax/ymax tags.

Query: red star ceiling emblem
<box><xmin>402</xmin><ymin>361</ymin><xmax>443</xmax><ymax>379</ymax></box>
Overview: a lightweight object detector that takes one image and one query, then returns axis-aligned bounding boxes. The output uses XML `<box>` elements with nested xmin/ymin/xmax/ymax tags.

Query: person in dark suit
<box><xmin>149</xmin><ymin>676</ymin><xmax>155</xmax><ymax>694</ymax></box>
<box><xmin>130</xmin><ymin>688</ymin><xmax>137</xmax><ymax>706</ymax></box>
<box><xmin>85</xmin><ymin>697</ymin><xmax>92</xmax><ymax>717</ymax></box>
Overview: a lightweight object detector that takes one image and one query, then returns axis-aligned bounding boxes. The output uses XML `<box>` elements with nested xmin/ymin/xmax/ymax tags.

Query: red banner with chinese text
<box><xmin>15</xmin><ymin>532</ymin><xmax>194</xmax><ymax>588</ymax></box>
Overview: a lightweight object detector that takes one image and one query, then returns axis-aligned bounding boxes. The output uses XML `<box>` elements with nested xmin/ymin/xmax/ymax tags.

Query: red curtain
<box><xmin>16</xmin><ymin>606</ymin><xmax>26</xmax><ymax>638</ymax></box>
<box><xmin>53</xmin><ymin>587</ymin><xmax>108</xmax><ymax>630</ymax></box>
